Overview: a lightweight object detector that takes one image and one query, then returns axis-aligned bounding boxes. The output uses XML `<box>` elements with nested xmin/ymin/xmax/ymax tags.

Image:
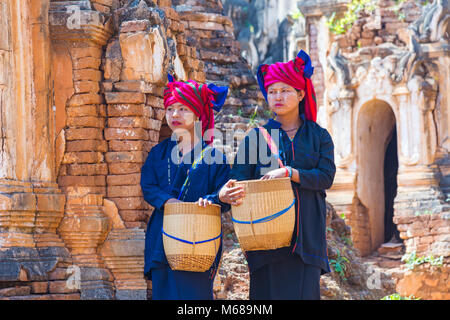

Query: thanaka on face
<box><xmin>165</xmin><ymin>102</ymin><xmax>200</xmax><ymax>147</ymax></box>
<box><xmin>267</xmin><ymin>82</ymin><xmax>304</xmax><ymax>117</ymax></box>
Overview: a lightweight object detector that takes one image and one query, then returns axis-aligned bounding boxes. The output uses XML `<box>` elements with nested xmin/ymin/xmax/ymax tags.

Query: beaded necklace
<box><xmin>167</xmin><ymin>142</ymin><xmax>209</xmax><ymax>201</ymax></box>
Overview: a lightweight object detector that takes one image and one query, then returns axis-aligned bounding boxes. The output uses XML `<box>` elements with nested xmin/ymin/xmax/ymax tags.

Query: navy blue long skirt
<box><xmin>151</xmin><ymin>265</ymin><xmax>215</xmax><ymax>300</ymax></box>
<box><xmin>249</xmin><ymin>254</ymin><xmax>321</xmax><ymax>300</ymax></box>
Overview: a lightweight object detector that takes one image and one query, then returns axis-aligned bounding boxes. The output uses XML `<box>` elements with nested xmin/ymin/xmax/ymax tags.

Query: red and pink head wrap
<box><xmin>163</xmin><ymin>75</ymin><xmax>228</xmax><ymax>144</ymax></box>
<box><xmin>257</xmin><ymin>50</ymin><xmax>317</xmax><ymax>122</ymax></box>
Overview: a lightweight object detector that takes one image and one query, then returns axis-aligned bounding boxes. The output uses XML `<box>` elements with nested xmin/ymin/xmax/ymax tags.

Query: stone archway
<box><xmin>356</xmin><ymin>99</ymin><xmax>398</xmax><ymax>253</ymax></box>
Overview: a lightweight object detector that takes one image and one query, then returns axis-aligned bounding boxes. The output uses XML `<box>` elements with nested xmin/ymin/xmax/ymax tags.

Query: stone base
<box><xmin>115</xmin><ymin>289</ymin><xmax>147</xmax><ymax>300</ymax></box>
<box><xmin>396</xmin><ymin>265</ymin><xmax>450</xmax><ymax>300</ymax></box>
<box><xmin>80</xmin><ymin>281</ymin><xmax>115</xmax><ymax>300</ymax></box>
<box><xmin>0</xmin><ymin>247</ymin><xmax>71</xmax><ymax>282</ymax></box>
<box><xmin>79</xmin><ymin>267</ymin><xmax>115</xmax><ymax>300</ymax></box>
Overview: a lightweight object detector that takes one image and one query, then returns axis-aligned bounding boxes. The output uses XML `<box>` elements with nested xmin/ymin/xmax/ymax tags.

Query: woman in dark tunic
<box><xmin>219</xmin><ymin>50</ymin><xmax>336</xmax><ymax>300</ymax></box>
<box><xmin>140</xmin><ymin>76</ymin><xmax>230</xmax><ymax>300</ymax></box>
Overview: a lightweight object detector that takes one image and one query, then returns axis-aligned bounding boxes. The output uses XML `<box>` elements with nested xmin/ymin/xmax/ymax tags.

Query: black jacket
<box><xmin>230</xmin><ymin>113</ymin><xmax>336</xmax><ymax>273</ymax></box>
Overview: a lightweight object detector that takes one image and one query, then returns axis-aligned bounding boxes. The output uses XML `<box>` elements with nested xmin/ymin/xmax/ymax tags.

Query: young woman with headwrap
<box><xmin>140</xmin><ymin>75</ymin><xmax>230</xmax><ymax>300</ymax></box>
<box><xmin>219</xmin><ymin>50</ymin><xmax>336</xmax><ymax>300</ymax></box>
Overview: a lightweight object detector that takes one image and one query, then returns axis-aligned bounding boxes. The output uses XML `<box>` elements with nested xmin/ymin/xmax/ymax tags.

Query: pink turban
<box><xmin>163</xmin><ymin>75</ymin><xmax>228</xmax><ymax>144</ymax></box>
<box><xmin>257</xmin><ymin>50</ymin><xmax>317</xmax><ymax>122</ymax></box>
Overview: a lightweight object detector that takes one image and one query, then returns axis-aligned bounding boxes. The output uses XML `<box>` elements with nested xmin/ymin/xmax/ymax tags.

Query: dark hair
<box><xmin>298</xmin><ymin>99</ymin><xmax>305</xmax><ymax>115</ymax></box>
<box><xmin>295</xmin><ymin>88</ymin><xmax>305</xmax><ymax>115</ymax></box>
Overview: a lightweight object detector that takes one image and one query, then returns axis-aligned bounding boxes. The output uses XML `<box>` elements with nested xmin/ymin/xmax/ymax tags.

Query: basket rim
<box><xmin>164</xmin><ymin>202</ymin><xmax>221</xmax><ymax>209</ymax></box>
<box><xmin>235</xmin><ymin>177</ymin><xmax>291</xmax><ymax>186</ymax></box>
<box><xmin>164</xmin><ymin>201</ymin><xmax>221</xmax><ymax>216</ymax></box>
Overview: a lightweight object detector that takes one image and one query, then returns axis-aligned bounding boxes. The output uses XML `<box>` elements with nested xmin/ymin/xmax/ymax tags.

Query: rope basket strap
<box><xmin>231</xmin><ymin>198</ymin><xmax>296</xmax><ymax>224</ymax></box>
<box><xmin>162</xmin><ymin>229</ymin><xmax>222</xmax><ymax>245</ymax></box>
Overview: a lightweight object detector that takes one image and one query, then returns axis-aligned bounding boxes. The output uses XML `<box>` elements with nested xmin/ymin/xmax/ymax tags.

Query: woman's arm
<box><xmin>200</xmin><ymin>152</ymin><xmax>232</xmax><ymax>212</ymax></box>
<box><xmin>218</xmin><ymin>130</ymin><xmax>257</xmax><ymax>205</ymax></box>
<box><xmin>140</xmin><ymin>149</ymin><xmax>176</xmax><ymax>210</ymax></box>
<box><xmin>291</xmin><ymin>128</ymin><xmax>336</xmax><ymax>190</ymax></box>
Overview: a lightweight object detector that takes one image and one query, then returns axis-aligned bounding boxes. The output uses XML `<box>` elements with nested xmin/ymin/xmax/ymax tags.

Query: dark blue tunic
<box><xmin>230</xmin><ymin>112</ymin><xmax>336</xmax><ymax>282</ymax></box>
<box><xmin>140</xmin><ymin>138</ymin><xmax>231</xmax><ymax>299</ymax></box>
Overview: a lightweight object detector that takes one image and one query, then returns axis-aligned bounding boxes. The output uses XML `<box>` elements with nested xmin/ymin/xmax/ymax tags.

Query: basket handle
<box><xmin>249</xmin><ymin>208</ymin><xmax>257</xmax><ymax>244</ymax></box>
<box><xmin>162</xmin><ymin>229</ymin><xmax>222</xmax><ymax>245</ymax></box>
<box><xmin>259</xmin><ymin>127</ymin><xmax>285</xmax><ymax>168</ymax></box>
<box><xmin>231</xmin><ymin>198</ymin><xmax>296</xmax><ymax>224</ymax></box>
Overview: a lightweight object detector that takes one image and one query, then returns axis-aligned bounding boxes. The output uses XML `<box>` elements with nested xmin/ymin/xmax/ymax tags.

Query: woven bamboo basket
<box><xmin>163</xmin><ymin>202</ymin><xmax>221</xmax><ymax>272</ymax></box>
<box><xmin>231</xmin><ymin>177</ymin><xmax>295</xmax><ymax>251</ymax></box>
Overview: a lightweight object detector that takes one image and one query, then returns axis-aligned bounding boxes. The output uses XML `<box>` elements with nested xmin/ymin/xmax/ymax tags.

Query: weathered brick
<box><xmin>108</xmin><ymin>163</ymin><xmax>142</xmax><ymax>174</ymax></box>
<box><xmin>67</xmin><ymin>163</ymin><xmax>108</xmax><ymax>176</ymax></box>
<box><xmin>107</xmin><ymin>104</ymin><xmax>150</xmax><ymax>117</ymax></box>
<box><xmin>177</xmin><ymin>43</ymin><xmax>187</xmax><ymax>56</ymax></box>
<box><xmin>66</xmin><ymin>116</ymin><xmax>105</xmax><ymax>128</ymax></box>
<box><xmin>108</xmin><ymin>140</ymin><xmax>145</xmax><ymax>151</ymax></box>
<box><xmin>65</xmin><ymin>128</ymin><xmax>103</xmax><ymax>140</ymax></box>
<box><xmin>73</xmin><ymin>57</ymin><xmax>101</xmax><ymax>70</ymax></box>
<box><xmin>148</xmin><ymin>130</ymin><xmax>161</xmax><ymax>142</ymax></box>
<box><xmin>385</xmin><ymin>22</ymin><xmax>408</xmax><ymax>33</ymax></box>
<box><xmin>0</xmin><ymin>286</ymin><xmax>31</xmax><ymax>297</ymax></box>
<box><xmin>73</xmin><ymin>69</ymin><xmax>102</xmax><ymax>82</ymax></box>
<box><xmin>119</xmin><ymin>210</ymin><xmax>148</xmax><ymax>222</ymax></box>
<box><xmin>74</xmin><ymin>81</ymin><xmax>100</xmax><ymax>94</ymax></box>
<box><xmin>31</xmin><ymin>282</ymin><xmax>49</xmax><ymax>294</ymax></box>
<box><xmin>105</xmin><ymin>151</ymin><xmax>146</xmax><ymax>163</ymax></box>
<box><xmin>70</xmin><ymin>47</ymin><xmax>102</xmax><ymax>60</ymax></box>
<box><xmin>105</xmin><ymin>92</ymin><xmax>146</xmax><ymax>104</ymax></box>
<box><xmin>49</xmin><ymin>281</ymin><xmax>78</xmax><ymax>294</ymax></box>
<box><xmin>48</xmin><ymin>268</ymin><xmax>69</xmax><ymax>280</ymax></box>
<box><xmin>147</xmin><ymin>119</ymin><xmax>162</xmax><ymax>131</ymax></box>
<box><xmin>67</xmin><ymin>105</ymin><xmax>103</xmax><ymax>117</ymax></box>
<box><xmin>109</xmin><ymin>197</ymin><xmax>147</xmax><ymax>210</ymax></box>
<box><xmin>161</xmin><ymin>6</ymin><xmax>178</xmax><ymax>20</ymax></box>
<box><xmin>107</xmin><ymin>173</ymin><xmax>141</xmax><ymax>186</ymax></box>
<box><xmin>113</xmin><ymin>81</ymin><xmax>164</xmax><ymax>95</ymax></box>
<box><xmin>62</xmin><ymin>152</ymin><xmax>104</xmax><ymax>164</ymax></box>
<box><xmin>0</xmin><ymin>294</ymin><xmax>51</xmax><ymax>300</ymax></box>
<box><xmin>124</xmin><ymin>221</ymin><xmax>146</xmax><ymax>229</ymax></box>
<box><xmin>169</xmin><ymin>20</ymin><xmax>185</xmax><ymax>33</ymax></box>
<box><xmin>107</xmin><ymin>185</ymin><xmax>142</xmax><ymax>198</ymax></box>
<box><xmin>153</xmin><ymin>108</ymin><xmax>165</xmax><ymax>121</ymax></box>
<box><xmin>146</xmin><ymin>95</ymin><xmax>164</xmax><ymax>109</ymax></box>
<box><xmin>360</xmin><ymin>38</ymin><xmax>374</xmax><ymax>47</ymax></box>
<box><xmin>189</xmin><ymin>20</ymin><xmax>224</xmax><ymax>31</ymax></box>
<box><xmin>104</xmin><ymin>128</ymin><xmax>149</xmax><ymax>140</ymax></box>
<box><xmin>176</xmin><ymin>34</ymin><xmax>186</xmax><ymax>45</ymax></box>
<box><xmin>120</xmin><ymin>20</ymin><xmax>150</xmax><ymax>33</ymax></box>
<box><xmin>49</xmin><ymin>293</ymin><xmax>80</xmax><ymax>300</ymax></box>
<box><xmin>58</xmin><ymin>175</ymin><xmax>106</xmax><ymax>187</ymax></box>
<box><xmin>66</xmin><ymin>140</ymin><xmax>108</xmax><ymax>152</ymax></box>
<box><xmin>188</xmin><ymin>70</ymin><xmax>206</xmax><ymax>83</ymax></box>
<box><xmin>91</xmin><ymin>2</ymin><xmax>110</xmax><ymax>13</ymax></box>
<box><xmin>68</xmin><ymin>93</ymin><xmax>103</xmax><ymax>107</ymax></box>
<box><xmin>418</xmin><ymin>235</ymin><xmax>434</xmax><ymax>244</ymax></box>
<box><xmin>107</xmin><ymin>116</ymin><xmax>148</xmax><ymax>128</ymax></box>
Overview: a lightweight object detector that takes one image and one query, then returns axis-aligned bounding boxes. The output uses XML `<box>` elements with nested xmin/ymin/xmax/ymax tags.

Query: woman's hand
<box><xmin>197</xmin><ymin>197</ymin><xmax>213</xmax><ymax>207</ymax></box>
<box><xmin>219</xmin><ymin>179</ymin><xmax>245</xmax><ymax>206</ymax></box>
<box><xmin>165</xmin><ymin>198</ymin><xmax>182</xmax><ymax>205</ymax></box>
<box><xmin>260</xmin><ymin>168</ymin><xmax>287</xmax><ymax>180</ymax></box>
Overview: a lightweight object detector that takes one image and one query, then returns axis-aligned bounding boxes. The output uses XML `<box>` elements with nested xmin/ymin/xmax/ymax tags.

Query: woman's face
<box><xmin>165</xmin><ymin>102</ymin><xmax>198</xmax><ymax>134</ymax></box>
<box><xmin>267</xmin><ymin>82</ymin><xmax>304</xmax><ymax>116</ymax></box>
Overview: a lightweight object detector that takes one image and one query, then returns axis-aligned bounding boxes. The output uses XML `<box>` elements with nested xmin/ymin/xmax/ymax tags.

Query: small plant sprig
<box><xmin>329</xmin><ymin>248</ymin><xmax>349</xmax><ymax>280</ymax></box>
<box><xmin>326</xmin><ymin>0</ymin><xmax>378</xmax><ymax>35</ymax></box>
<box><xmin>401</xmin><ymin>251</ymin><xmax>444</xmax><ymax>270</ymax></box>
<box><xmin>381</xmin><ymin>293</ymin><xmax>421</xmax><ymax>300</ymax></box>
<box><xmin>289</xmin><ymin>9</ymin><xmax>304</xmax><ymax>20</ymax></box>
<box><xmin>248</xmin><ymin>105</ymin><xmax>259</xmax><ymax>126</ymax></box>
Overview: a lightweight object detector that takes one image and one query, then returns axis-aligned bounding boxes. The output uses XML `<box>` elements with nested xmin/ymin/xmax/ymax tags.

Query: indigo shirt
<box><xmin>140</xmin><ymin>138</ymin><xmax>231</xmax><ymax>279</ymax></box>
<box><xmin>230</xmin><ymin>113</ymin><xmax>336</xmax><ymax>273</ymax></box>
